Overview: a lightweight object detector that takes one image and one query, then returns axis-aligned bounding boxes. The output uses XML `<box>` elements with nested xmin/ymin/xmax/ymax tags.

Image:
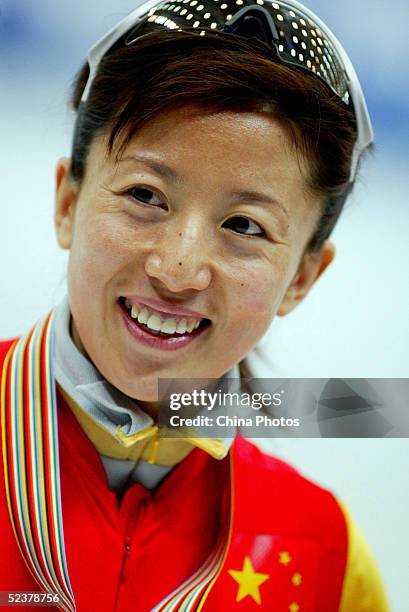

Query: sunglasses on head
<box><xmin>81</xmin><ymin>0</ymin><xmax>374</xmax><ymax>183</ymax></box>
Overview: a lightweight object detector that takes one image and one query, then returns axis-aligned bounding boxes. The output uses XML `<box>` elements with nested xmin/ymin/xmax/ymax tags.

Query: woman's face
<box><xmin>55</xmin><ymin>107</ymin><xmax>334</xmax><ymax>402</ymax></box>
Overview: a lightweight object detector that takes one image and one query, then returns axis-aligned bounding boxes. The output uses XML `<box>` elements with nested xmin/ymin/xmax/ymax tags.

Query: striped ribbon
<box><xmin>152</xmin><ymin>538</ymin><xmax>226</xmax><ymax>611</ymax></box>
<box><xmin>1</xmin><ymin>312</ymin><xmax>75</xmax><ymax>612</ymax></box>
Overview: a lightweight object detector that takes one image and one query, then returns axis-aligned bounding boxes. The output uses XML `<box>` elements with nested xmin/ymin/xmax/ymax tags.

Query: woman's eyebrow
<box><xmin>229</xmin><ymin>190</ymin><xmax>289</xmax><ymax>219</ymax></box>
<box><xmin>118</xmin><ymin>154</ymin><xmax>182</xmax><ymax>183</ymax></box>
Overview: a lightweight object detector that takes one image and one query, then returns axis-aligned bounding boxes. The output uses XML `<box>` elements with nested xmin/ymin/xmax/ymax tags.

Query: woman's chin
<box><xmin>104</xmin><ymin>370</ymin><xmax>161</xmax><ymax>402</ymax></box>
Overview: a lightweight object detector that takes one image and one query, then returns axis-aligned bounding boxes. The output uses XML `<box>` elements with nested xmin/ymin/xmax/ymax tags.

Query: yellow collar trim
<box><xmin>58</xmin><ymin>386</ymin><xmax>228</xmax><ymax>466</ymax></box>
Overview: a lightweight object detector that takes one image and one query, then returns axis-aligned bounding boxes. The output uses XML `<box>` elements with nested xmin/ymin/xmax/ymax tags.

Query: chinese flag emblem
<box><xmin>218</xmin><ymin>533</ymin><xmax>319</xmax><ymax>609</ymax></box>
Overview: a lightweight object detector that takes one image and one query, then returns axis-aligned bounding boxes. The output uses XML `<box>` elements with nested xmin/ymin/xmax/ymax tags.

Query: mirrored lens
<box><xmin>127</xmin><ymin>0</ymin><xmax>350</xmax><ymax>103</ymax></box>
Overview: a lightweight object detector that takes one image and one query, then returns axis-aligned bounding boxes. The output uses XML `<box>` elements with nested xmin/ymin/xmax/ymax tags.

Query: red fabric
<box><xmin>0</xmin><ymin>337</ymin><xmax>15</xmax><ymax>364</ymax></box>
<box><xmin>0</xmin><ymin>339</ymin><xmax>347</xmax><ymax>611</ymax></box>
<box><xmin>204</xmin><ymin>439</ymin><xmax>348</xmax><ymax>610</ymax></box>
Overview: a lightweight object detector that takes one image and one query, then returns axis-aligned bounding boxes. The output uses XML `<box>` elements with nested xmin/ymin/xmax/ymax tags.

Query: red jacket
<box><xmin>0</xmin><ymin>338</ymin><xmax>381</xmax><ymax>610</ymax></box>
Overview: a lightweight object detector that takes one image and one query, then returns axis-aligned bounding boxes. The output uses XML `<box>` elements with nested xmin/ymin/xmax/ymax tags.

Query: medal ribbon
<box><xmin>151</xmin><ymin>538</ymin><xmax>225</xmax><ymax>611</ymax></box>
<box><xmin>1</xmin><ymin>312</ymin><xmax>75</xmax><ymax>612</ymax></box>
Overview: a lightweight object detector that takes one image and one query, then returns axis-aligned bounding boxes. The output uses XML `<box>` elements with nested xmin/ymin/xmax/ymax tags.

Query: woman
<box><xmin>0</xmin><ymin>0</ymin><xmax>389</xmax><ymax>610</ymax></box>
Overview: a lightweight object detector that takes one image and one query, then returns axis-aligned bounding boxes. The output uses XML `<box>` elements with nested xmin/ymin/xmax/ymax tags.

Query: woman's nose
<box><xmin>143</xmin><ymin>223</ymin><xmax>213</xmax><ymax>293</ymax></box>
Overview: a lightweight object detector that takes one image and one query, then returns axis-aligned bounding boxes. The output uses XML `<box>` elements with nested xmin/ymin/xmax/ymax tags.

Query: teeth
<box><xmin>124</xmin><ymin>299</ymin><xmax>204</xmax><ymax>335</ymax></box>
<box><xmin>146</xmin><ymin>314</ymin><xmax>162</xmax><ymax>331</ymax></box>
<box><xmin>131</xmin><ymin>304</ymin><xmax>140</xmax><ymax>319</ymax></box>
<box><xmin>161</xmin><ymin>319</ymin><xmax>177</xmax><ymax>335</ymax></box>
<box><xmin>137</xmin><ymin>309</ymin><xmax>149</xmax><ymax>325</ymax></box>
<box><xmin>186</xmin><ymin>320</ymin><xmax>195</xmax><ymax>333</ymax></box>
<box><xmin>176</xmin><ymin>319</ymin><xmax>188</xmax><ymax>334</ymax></box>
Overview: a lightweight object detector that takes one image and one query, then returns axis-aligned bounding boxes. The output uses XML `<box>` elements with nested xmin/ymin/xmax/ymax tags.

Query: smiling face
<box><xmin>55</xmin><ymin>107</ymin><xmax>334</xmax><ymax>402</ymax></box>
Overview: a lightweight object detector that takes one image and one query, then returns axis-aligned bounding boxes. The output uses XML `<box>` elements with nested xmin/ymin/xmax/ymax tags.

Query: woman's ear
<box><xmin>277</xmin><ymin>240</ymin><xmax>335</xmax><ymax>316</ymax></box>
<box><xmin>54</xmin><ymin>157</ymin><xmax>79</xmax><ymax>250</ymax></box>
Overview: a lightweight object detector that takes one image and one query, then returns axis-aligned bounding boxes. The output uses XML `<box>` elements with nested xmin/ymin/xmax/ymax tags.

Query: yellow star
<box><xmin>291</xmin><ymin>572</ymin><xmax>302</xmax><ymax>586</ymax></box>
<box><xmin>228</xmin><ymin>556</ymin><xmax>270</xmax><ymax>605</ymax></box>
<box><xmin>279</xmin><ymin>551</ymin><xmax>292</xmax><ymax>566</ymax></box>
<box><xmin>289</xmin><ymin>603</ymin><xmax>300</xmax><ymax>612</ymax></box>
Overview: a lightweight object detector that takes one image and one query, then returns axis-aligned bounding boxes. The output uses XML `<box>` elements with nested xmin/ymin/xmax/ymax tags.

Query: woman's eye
<box><xmin>128</xmin><ymin>187</ymin><xmax>166</xmax><ymax>208</ymax></box>
<box><xmin>223</xmin><ymin>216</ymin><xmax>265</xmax><ymax>237</ymax></box>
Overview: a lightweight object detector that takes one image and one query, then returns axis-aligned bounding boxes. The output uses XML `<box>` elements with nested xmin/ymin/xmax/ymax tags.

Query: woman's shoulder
<box><xmin>234</xmin><ymin>436</ymin><xmax>337</xmax><ymax>503</ymax></box>
<box><xmin>234</xmin><ymin>438</ymin><xmax>390</xmax><ymax>610</ymax></box>
<box><xmin>233</xmin><ymin>437</ymin><xmax>346</xmax><ymax>534</ymax></box>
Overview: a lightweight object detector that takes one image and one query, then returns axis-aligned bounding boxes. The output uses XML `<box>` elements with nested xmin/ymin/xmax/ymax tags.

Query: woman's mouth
<box><xmin>118</xmin><ymin>297</ymin><xmax>211</xmax><ymax>351</ymax></box>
